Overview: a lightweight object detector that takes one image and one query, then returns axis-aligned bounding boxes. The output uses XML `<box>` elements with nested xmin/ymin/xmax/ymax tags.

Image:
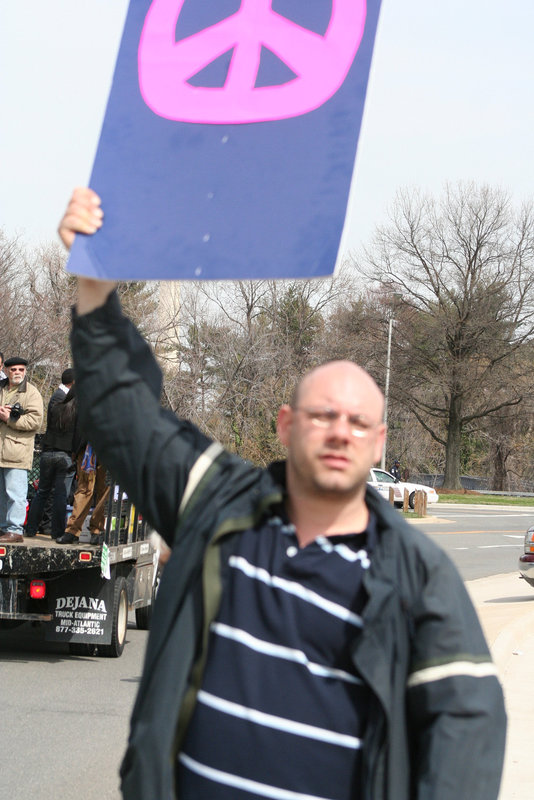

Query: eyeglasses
<box><xmin>292</xmin><ymin>407</ymin><xmax>381</xmax><ymax>438</ymax></box>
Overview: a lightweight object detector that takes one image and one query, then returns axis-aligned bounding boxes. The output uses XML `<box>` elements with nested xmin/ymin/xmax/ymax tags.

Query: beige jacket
<box><xmin>0</xmin><ymin>378</ymin><xmax>44</xmax><ymax>470</ymax></box>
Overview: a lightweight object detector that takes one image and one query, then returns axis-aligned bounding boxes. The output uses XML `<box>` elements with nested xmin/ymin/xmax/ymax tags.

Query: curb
<box><xmin>405</xmin><ymin>514</ymin><xmax>442</xmax><ymax>524</ymax></box>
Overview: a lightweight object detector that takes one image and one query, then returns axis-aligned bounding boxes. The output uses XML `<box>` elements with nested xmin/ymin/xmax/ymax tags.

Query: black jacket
<box><xmin>41</xmin><ymin>388</ymin><xmax>75</xmax><ymax>453</ymax></box>
<box><xmin>70</xmin><ymin>292</ymin><xmax>506</xmax><ymax>800</ymax></box>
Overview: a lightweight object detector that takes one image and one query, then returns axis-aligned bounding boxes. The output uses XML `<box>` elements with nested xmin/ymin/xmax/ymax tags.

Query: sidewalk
<box><xmin>466</xmin><ymin>572</ymin><xmax>534</xmax><ymax>800</ymax></box>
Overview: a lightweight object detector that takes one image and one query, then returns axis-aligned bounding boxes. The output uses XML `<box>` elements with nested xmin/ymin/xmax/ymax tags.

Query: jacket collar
<box><xmin>0</xmin><ymin>376</ymin><xmax>27</xmax><ymax>393</ymax></box>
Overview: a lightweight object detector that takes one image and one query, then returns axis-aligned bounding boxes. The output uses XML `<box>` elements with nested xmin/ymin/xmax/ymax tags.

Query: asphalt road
<box><xmin>0</xmin><ymin>615</ymin><xmax>148</xmax><ymax>800</ymax></box>
<box><xmin>417</xmin><ymin>503</ymin><xmax>534</xmax><ymax>580</ymax></box>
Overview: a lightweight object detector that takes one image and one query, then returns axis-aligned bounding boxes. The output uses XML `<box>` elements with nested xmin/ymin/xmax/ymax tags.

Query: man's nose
<box><xmin>327</xmin><ymin>414</ymin><xmax>352</xmax><ymax>439</ymax></box>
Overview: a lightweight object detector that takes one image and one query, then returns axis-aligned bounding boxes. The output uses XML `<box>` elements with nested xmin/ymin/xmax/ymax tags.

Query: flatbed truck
<box><xmin>0</xmin><ymin>484</ymin><xmax>159</xmax><ymax>656</ymax></box>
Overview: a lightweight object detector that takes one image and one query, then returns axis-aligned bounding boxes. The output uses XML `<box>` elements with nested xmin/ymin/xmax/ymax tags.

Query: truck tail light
<box><xmin>30</xmin><ymin>579</ymin><xmax>46</xmax><ymax>599</ymax></box>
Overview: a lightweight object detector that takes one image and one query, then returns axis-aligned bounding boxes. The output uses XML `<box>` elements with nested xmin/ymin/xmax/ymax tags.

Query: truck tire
<box><xmin>99</xmin><ymin>577</ymin><xmax>128</xmax><ymax>658</ymax></box>
<box><xmin>135</xmin><ymin>602</ymin><xmax>152</xmax><ymax>631</ymax></box>
<box><xmin>135</xmin><ymin>569</ymin><xmax>160</xmax><ymax>631</ymax></box>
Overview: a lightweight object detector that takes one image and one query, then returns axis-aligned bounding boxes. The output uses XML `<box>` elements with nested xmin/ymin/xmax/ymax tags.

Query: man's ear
<box><xmin>373</xmin><ymin>424</ymin><xmax>387</xmax><ymax>465</ymax></box>
<box><xmin>276</xmin><ymin>404</ymin><xmax>293</xmax><ymax>447</ymax></box>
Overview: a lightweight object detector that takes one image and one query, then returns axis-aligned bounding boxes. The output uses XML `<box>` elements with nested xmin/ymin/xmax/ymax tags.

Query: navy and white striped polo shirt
<box><xmin>177</xmin><ymin>511</ymin><xmax>377</xmax><ymax>800</ymax></box>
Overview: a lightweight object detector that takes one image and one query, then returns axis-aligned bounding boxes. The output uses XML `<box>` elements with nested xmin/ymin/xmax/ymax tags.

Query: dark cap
<box><xmin>4</xmin><ymin>357</ymin><xmax>28</xmax><ymax>368</ymax></box>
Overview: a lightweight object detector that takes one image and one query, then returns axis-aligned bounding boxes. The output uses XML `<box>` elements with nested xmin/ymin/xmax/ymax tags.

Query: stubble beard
<box><xmin>291</xmin><ymin>452</ymin><xmax>367</xmax><ymax>501</ymax></box>
<box><xmin>310</xmin><ymin>471</ymin><xmax>366</xmax><ymax>499</ymax></box>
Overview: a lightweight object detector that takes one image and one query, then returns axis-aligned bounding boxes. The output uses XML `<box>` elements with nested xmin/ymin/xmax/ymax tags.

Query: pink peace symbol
<box><xmin>138</xmin><ymin>0</ymin><xmax>367</xmax><ymax>123</ymax></box>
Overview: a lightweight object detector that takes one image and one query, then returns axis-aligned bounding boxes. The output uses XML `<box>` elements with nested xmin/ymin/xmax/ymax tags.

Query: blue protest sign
<box><xmin>67</xmin><ymin>0</ymin><xmax>382</xmax><ymax>281</ymax></box>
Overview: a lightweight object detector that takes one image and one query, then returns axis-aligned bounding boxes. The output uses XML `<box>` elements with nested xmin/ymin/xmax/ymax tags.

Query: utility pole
<box><xmin>381</xmin><ymin>293</ymin><xmax>401</xmax><ymax>470</ymax></box>
<box><xmin>381</xmin><ymin>313</ymin><xmax>393</xmax><ymax>470</ymax></box>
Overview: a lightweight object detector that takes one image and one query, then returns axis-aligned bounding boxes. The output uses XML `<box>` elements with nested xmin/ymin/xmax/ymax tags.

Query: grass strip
<box><xmin>438</xmin><ymin>494</ymin><xmax>534</xmax><ymax>506</ymax></box>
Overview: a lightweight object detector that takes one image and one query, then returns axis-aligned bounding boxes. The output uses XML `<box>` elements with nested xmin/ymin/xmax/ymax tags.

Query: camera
<box><xmin>9</xmin><ymin>402</ymin><xmax>25</xmax><ymax>421</ymax></box>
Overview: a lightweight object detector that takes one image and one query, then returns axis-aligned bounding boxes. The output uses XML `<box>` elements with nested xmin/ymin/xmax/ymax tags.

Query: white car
<box><xmin>367</xmin><ymin>468</ymin><xmax>439</xmax><ymax>509</ymax></box>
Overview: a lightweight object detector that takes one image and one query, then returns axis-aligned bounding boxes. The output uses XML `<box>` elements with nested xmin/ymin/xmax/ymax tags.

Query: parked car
<box><xmin>367</xmin><ymin>468</ymin><xmax>439</xmax><ymax>509</ymax></box>
<box><xmin>519</xmin><ymin>525</ymin><xmax>534</xmax><ymax>588</ymax></box>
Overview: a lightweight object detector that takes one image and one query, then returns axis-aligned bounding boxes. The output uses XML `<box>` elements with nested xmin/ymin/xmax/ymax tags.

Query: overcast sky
<box><xmin>1</xmin><ymin>0</ymin><xmax>533</xmax><ymax>264</ymax></box>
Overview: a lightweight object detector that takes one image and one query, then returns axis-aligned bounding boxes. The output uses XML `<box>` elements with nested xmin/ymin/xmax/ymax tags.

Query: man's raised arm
<box><xmin>59</xmin><ymin>186</ymin><xmax>215</xmax><ymax>543</ymax></box>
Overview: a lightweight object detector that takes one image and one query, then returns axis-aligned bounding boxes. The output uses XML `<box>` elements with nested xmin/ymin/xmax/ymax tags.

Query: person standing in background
<box><xmin>36</xmin><ymin>368</ymin><xmax>76</xmax><ymax>536</ymax></box>
<box><xmin>56</xmin><ymin>441</ymin><xmax>109</xmax><ymax>545</ymax></box>
<box><xmin>0</xmin><ymin>357</ymin><xmax>43</xmax><ymax>543</ymax></box>
<box><xmin>25</xmin><ymin>386</ymin><xmax>77</xmax><ymax>541</ymax></box>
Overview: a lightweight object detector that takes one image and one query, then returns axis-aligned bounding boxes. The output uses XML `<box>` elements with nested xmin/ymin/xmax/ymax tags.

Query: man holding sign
<box><xmin>60</xmin><ymin>189</ymin><xmax>505</xmax><ymax>800</ymax></box>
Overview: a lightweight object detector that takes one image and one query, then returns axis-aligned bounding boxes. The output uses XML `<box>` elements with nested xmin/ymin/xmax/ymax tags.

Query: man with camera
<box><xmin>0</xmin><ymin>356</ymin><xmax>44</xmax><ymax>543</ymax></box>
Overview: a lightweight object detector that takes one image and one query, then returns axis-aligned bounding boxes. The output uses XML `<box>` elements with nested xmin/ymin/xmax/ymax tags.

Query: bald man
<box><xmin>61</xmin><ymin>189</ymin><xmax>505</xmax><ymax>800</ymax></box>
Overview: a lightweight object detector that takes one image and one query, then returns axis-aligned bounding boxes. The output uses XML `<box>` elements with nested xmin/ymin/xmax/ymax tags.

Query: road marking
<box><xmin>451</xmin><ymin>545</ymin><xmax>521</xmax><ymax>551</ymax></box>
<box><xmin>428</xmin><ymin>530</ymin><xmax>522</xmax><ymax>535</ymax></box>
<box><xmin>436</xmin><ymin>513</ymin><xmax>533</xmax><ymax>519</ymax></box>
<box><xmin>452</xmin><ymin>544</ymin><xmax>521</xmax><ymax>550</ymax></box>
<box><xmin>477</xmin><ymin>544</ymin><xmax>522</xmax><ymax>549</ymax></box>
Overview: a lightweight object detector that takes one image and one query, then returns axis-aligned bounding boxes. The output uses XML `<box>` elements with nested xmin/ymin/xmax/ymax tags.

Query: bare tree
<box><xmin>477</xmin><ymin>359</ymin><xmax>534</xmax><ymax>491</ymax></box>
<box><xmin>0</xmin><ymin>231</ymin><xmax>27</xmax><ymax>359</ymax></box>
<box><xmin>355</xmin><ymin>183</ymin><xmax>534</xmax><ymax>488</ymax></box>
<box><xmin>160</xmin><ymin>276</ymin><xmax>348</xmax><ymax>463</ymax></box>
<box><xmin>23</xmin><ymin>243</ymin><xmax>76</xmax><ymax>375</ymax></box>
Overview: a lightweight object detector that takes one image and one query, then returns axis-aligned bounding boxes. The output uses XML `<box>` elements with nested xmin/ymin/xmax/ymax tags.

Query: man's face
<box><xmin>7</xmin><ymin>365</ymin><xmax>26</xmax><ymax>388</ymax></box>
<box><xmin>277</xmin><ymin>363</ymin><xmax>386</xmax><ymax>499</ymax></box>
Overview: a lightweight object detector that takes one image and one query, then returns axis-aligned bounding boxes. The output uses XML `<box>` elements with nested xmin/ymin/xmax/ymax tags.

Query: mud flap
<box><xmin>44</xmin><ymin>568</ymin><xmax>115</xmax><ymax>645</ymax></box>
